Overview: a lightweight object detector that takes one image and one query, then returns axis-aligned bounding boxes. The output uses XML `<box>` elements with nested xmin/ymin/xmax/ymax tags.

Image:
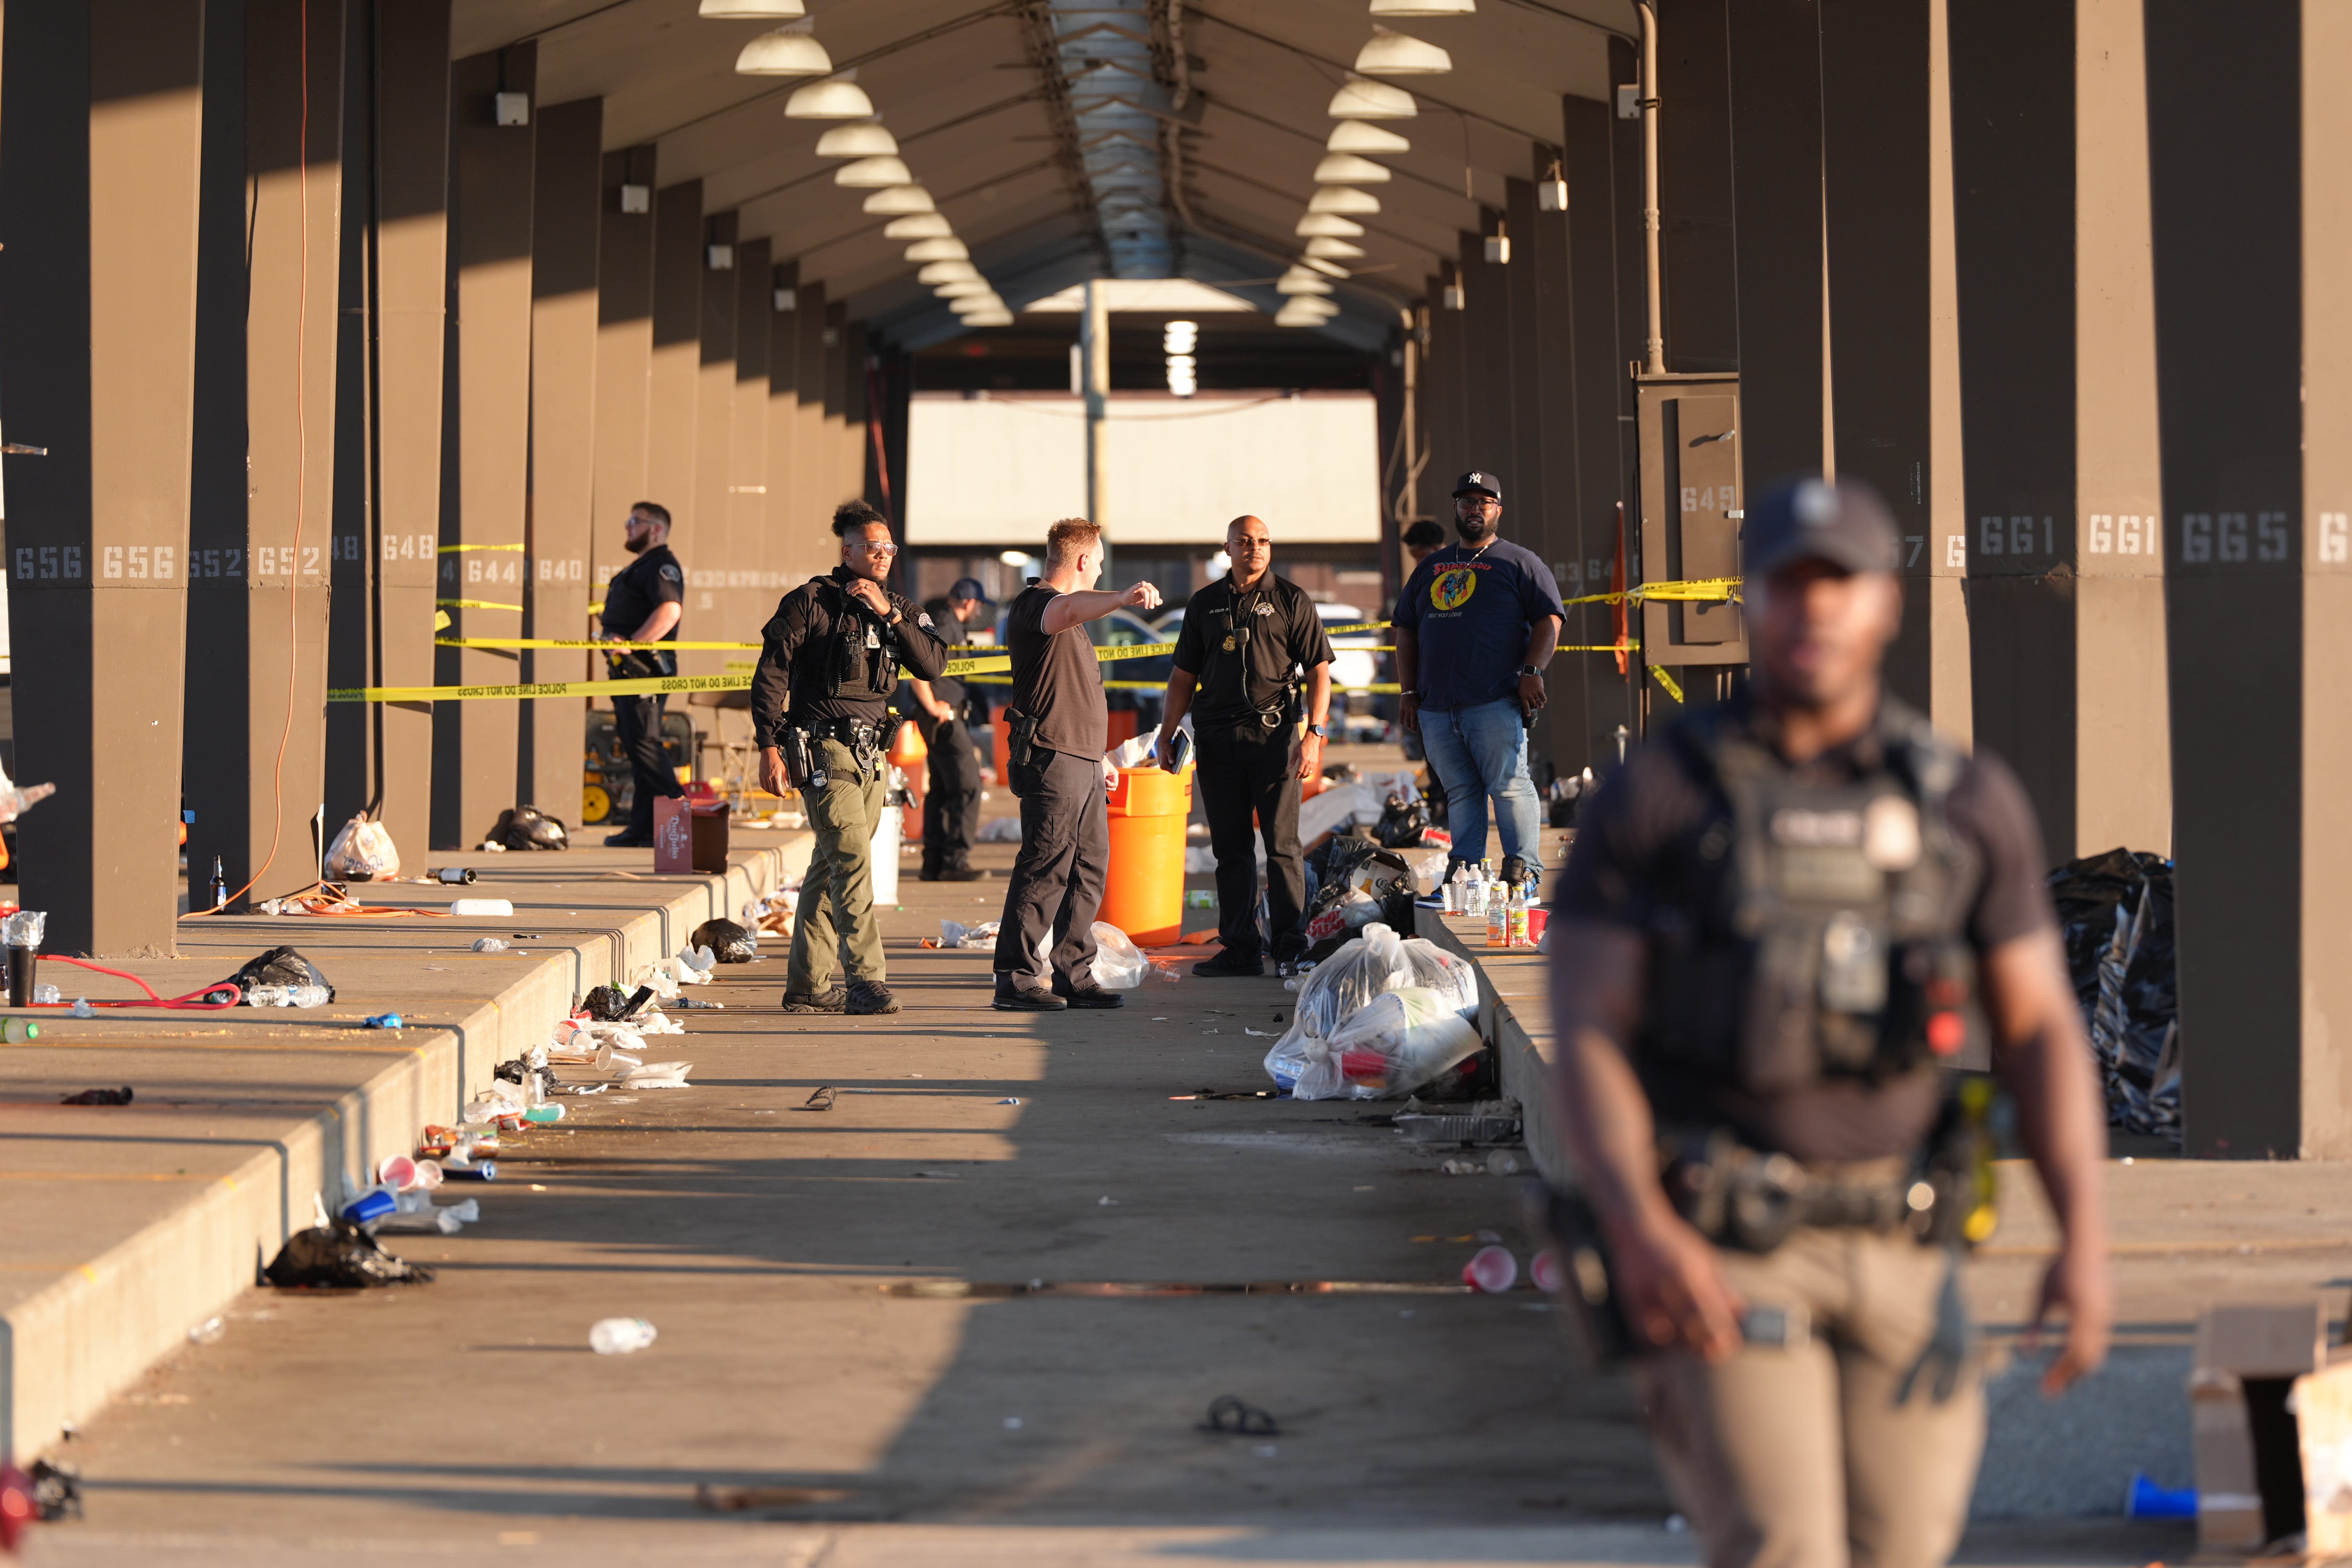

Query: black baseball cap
<box><xmin>1741</xmin><ymin>476</ymin><xmax>1900</xmax><ymax>579</ymax></box>
<box><xmin>949</xmin><ymin>577</ymin><xmax>987</xmax><ymax>601</ymax></box>
<box><xmin>1451</xmin><ymin>470</ymin><xmax>1502</xmax><ymax>501</ymax></box>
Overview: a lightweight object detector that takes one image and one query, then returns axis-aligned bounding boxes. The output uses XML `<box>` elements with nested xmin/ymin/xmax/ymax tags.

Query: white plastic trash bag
<box><xmin>1325</xmin><ymin>986</ymin><xmax>1485</xmax><ymax>1097</ymax></box>
<box><xmin>1263</xmin><ymin>924</ymin><xmax>1485</xmax><ymax>1099</ymax></box>
<box><xmin>325</xmin><ymin>812</ymin><xmax>401</xmax><ymax>881</ymax></box>
<box><xmin>1091</xmin><ymin>922</ymin><xmax>1147</xmax><ymax>989</ymax></box>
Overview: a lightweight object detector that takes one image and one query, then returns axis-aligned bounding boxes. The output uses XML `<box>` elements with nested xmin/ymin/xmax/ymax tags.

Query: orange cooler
<box><xmin>1099</xmin><ymin>764</ymin><xmax>1193</xmax><ymax>946</ymax></box>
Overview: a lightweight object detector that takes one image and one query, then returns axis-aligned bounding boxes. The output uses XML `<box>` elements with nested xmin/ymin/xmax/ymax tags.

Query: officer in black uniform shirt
<box><xmin>1546</xmin><ymin>477</ymin><xmax>2110</xmax><ymax>1567</ymax></box>
<box><xmin>1156</xmin><ymin>514</ymin><xmax>1334</xmax><ymax>976</ymax></box>
<box><xmin>599</xmin><ymin>500</ymin><xmax>687</xmax><ymax>847</ymax></box>
<box><xmin>752</xmin><ymin>500</ymin><xmax>951</xmax><ymax>1017</ymax></box>
<box><xmin>906</xmin><ymin>577</ymin><xmax>990</xmax><ymax>881</ymax></box>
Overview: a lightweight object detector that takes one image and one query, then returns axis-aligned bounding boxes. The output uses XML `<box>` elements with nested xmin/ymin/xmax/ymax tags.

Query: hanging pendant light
<box><xmin>784</xmin><ymin>76</ymin><xmax>874</xmax><ymax>118</ymax></box>
<box><xmin>948</xmin><ymin>293</ymin><xmax>1004</xmax><ymax>314</ymax></box>
<box><xmin>736</xmin><ymin>23</ymin><xmax>831</xmax><ymax>76</ymax></box>
<box><xmin>1314</xmin><ymin>153</ymin><xmax>1392</xmax><ymax>184</ymax></box>
<box><xmin>1328</xmin><ymin>120</ymin><xmax>1411</xmax><ymax>154</ymax></box>
<box><xmin>862</xmin><ymin>185</ymin><xmax>935</xmax><ymax>214</ymax></box>
<box><xmin>701</xmin><ymin>0</ymin><xmax>804</xmax><ymax>15</ymax></box>
<box><xmin>833</xmin><ymin>156</ymin><xmax>913</xmax><ymax>187</ymax></box>
<box><xmin>1370</xmin><ymin>0</ymin><xmax>1474</xmax><ymax>14</ymax></box>
<box><xmin>1276</xmin><ymin>299</ymin><xmax>1340</xmax><ymax>327</ymax></box>
<box><xmin>1277</xmin><ymin>267</ymin><xmax>1334</xmax><ymax>296</ymax></box>
<box><xmin>1326</xmin><ymin>74</ymin><xmax>1418</xmax><ymax>118</ymax></box>
<box><xmin>883</xmin><ymin>213</ymin><xmax>954</xmax><ymax>239</ymax></box>
<box><xmin>815</xmin><ymin>121</ymin><xmax>897</xmax><ymax>157</ymax></box>
<box><xmin>960</xmin><ymin>308</ymin><xmax>1015</xmax><ymax>327</ymax></box>
<box><xmin>1304</xmin><ymin>237</ymin><xmax>1367</xmax><ymax>261</ymax></box>
<box><xmin>937</xmin><ymin>278</ymin><xmax>993</xmax><ymax>299</ymax></box>
<box><xmin>1309</xmin><ymin>186</ymin><xmax>1381</xmax><ymax>215</ymax></box>
<box><xmin>918</xmin><ymin>260</ymin><xmax>981</xmax><ymax>285</ymax></box>
<box><xmin>1355</xmin><ymin>26</ymin><xmax>1451</xmax><ymax>74</ymax></box>
<box><xmin>1302</xmin><ymin>253</ymin><xmax>1354</xmax><ymax>277</ymax></box>
<box><xmin>904</xmin><ymin>238</ymin><xmax>969</xmax><ymax>263</ymax></box>
<box><xmin>1296</xmin><ymin>213</ymin><xmax>1366</xmax><ymax>238</ymax></box>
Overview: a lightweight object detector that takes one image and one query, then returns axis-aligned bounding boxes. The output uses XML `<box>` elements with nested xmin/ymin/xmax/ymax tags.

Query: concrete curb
<box><xmin>1413</xmin><ymin>908</ymin><xmax>1561</xmax><ymax>1182</ymax></box>
<box><xmin>2</xmin><ymin>840</ymin><xmax>808</xmax><ymax>1462</ymax></box>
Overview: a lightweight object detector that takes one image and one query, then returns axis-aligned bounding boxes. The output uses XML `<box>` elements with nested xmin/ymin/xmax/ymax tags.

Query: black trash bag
<box><xmin>490</xmin><ymin>804</ymin><xmax>570</xmax><ymax>852</ymax></box>
<box><xmin>1375</xmin><ymin>792</ymin><xmax>1435</xmax><ymax>849</ymax></box>
<box><xmin>690</xmin><ymin>917</ymin><xmax>759</xmax><ymax>963</ymax></box>
<box><xmin>1301</xmin><ymin>838</ymin><xmax>1418</xmax><ymax>956</ymax></box>
<box><xmin>206</xmin><ymin>945</ymin><xmax>334</xmax><ymax>1005</ymax></box>
<box><xmin>263</xmin><ymin>1218</ymin><xmax>435</xmax><ymax>1289</ymax></box>
<box><xmin>581</xmin><ymin>984</ymin><xmax>633</xmax><ymax>1020</ymax></box>
<box><xmin>2047</xmin><ymin>848</ymin><xmax>2178</xmax><ymax>1138</ymax></box>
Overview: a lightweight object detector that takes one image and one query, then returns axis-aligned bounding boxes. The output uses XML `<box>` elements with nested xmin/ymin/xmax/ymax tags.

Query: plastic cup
<box><xmin>1530</xmin><ymin>1247</ymin><xmax>1566</xmax><ymax>1294</ymax></box>
<box><xmin>341</xmin><ymin>1187</ymin><xmax>397</xmax><ymax>1224</ymax></box>
<box><xmin>5</xmin><ymin>946</ymin><xmax>34</xmax><ymax>1008</ymax></box>
<box><xmin>412</xmin><ymin>1159</ymin><xmax>445</xmax><ymax>1190</ymax></box>
<box><xmin>1463</xmin><ymin>1244</ymin><xmax>1519</xmax><ymax>1294</ymax></box>
<box><xmin>376</xmin><ymin>1154</ymin><xmax>418</xmax><ymax>1191</ymax></box>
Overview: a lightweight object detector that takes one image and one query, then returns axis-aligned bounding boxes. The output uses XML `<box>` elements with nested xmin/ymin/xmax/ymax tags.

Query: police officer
<box><xmin>1546</xmin><ymin>478</ymin><xmax>2111</xmax><ymax>1568</ymax></box>
<box><xmin>599</xmin><ymin>500</ymin><xmax>687</xmax><ymax>848</ymax></box>
<box><xmin>992</xmin><ymin>518</ymin><xmax>1161</xmax><ymax>1012</ymax></box>
<box><xmin>906</xmin><ymin>577</ymin><xmax>990</xmax><ymax>882</ymax></box>
<box><xmin>1156</xmin><ymin>515</ymin><xmax>1334</xmax><ymax>976</ymax></box>
<box><xmin>753</xmin><ymin>500</ymin><xmax>951</xmax><ymax>1016</ymax></box>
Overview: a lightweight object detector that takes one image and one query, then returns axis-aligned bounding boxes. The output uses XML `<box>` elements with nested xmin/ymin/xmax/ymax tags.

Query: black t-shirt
<box><xmin>1007</xmin><ymin>581</ymin><xmax>1105</xmax><ymax>759</ymax></box>
<box><xmin>1172</xmin><ymin>571</ymin><xmax>1335</xmax><ymax>729</ymax></box>
<box><xmin>750</xmin><ymin>568</ymin><xmax>950</xmax><ymax>740</ymax></box>
<box><xmin>600</xmin><ymin>544</ymin><xmax>685</xmax><ymax>674</ymax></box>
<box><xmin>1392</xmin><ymin>538</ymin><xmax>1565</xmax><ymax>710</ymax></box>
<box><xmin>1553</xmin><ymin>696</ymin><xmax>2058</xmax><ymax>1161</ymax></box>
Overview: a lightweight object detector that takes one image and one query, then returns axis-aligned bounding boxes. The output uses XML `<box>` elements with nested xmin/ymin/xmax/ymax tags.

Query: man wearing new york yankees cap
<box><xmin>1392</xmin><ymin>470</ymin><xmax>1565</xmax><ymax>889</ymax></box>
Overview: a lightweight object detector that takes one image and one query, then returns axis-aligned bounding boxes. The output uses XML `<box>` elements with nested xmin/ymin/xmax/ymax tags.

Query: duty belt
<box><xmin>1662</xmin><ymin>1131</ymin><xmax>1932</xmax><ymax>1254</ymax></box>
<box><xmin>786</xmin><ymin>716</ymin><xmax>884</xmax><ymax>783</ymax></box>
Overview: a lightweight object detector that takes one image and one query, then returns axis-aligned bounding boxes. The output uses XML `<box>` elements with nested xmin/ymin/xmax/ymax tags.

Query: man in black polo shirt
<box><xmin>906</xmin><ymin>577</ymin><xmax>990</xmax><ymax>882</ymax></box>
<box><xmin>991</xmin><ymin>518</ymin><xmax>1162</xmax><ymax>1012</ymax></box>
<box><xmin>1156</xmin><ymin>514</ymin><xmax>1334</xmax><ymax>976</ymax></box>
<box><xmin>599</xmin><ymin>500</ymin><xmax>686</xmax><ymax>848</ymax></box>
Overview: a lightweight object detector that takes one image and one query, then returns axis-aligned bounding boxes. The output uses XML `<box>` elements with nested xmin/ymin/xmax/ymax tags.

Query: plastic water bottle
<box><xmin>590</xmin><ymin>1317</ymin><xmax>658</xmax><ymax>1355</ymax></box>
<box><xmin>1466</xmin><ymin>862</ymin><xmax>1488</xmax><ymax>919</ymax></box>
<box><xmin>1508</xmin><ymin>886</ymin><xmax>1531</xmax><ymax>948</ymax></box>
<box><xmin>245</xmin><ymin>984</ymin><xmax>290</xmax><ymax>1007</ymax></box>
<box><xmin>1485</xmin><ymin>885</ymin><xmax>1508</xmax><ymax>948</ymax></box>
<box><xmin>290</xmin><ymin>984</ymin><xmax>328</xmax><ymax>1008</ymax></box>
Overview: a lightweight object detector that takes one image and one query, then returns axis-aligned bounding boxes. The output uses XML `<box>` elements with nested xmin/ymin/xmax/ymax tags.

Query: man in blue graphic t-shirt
<box><xmin>1392</xmin><ymin>470</ymin><xmax>1564</xmax><ymax>887</ymax></box>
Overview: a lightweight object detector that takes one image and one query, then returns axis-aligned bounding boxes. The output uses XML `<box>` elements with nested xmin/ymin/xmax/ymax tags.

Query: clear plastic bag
<box><xmin>325</xmin><ymin>813</ymin><xmax>401</xmax><ymax>881</ymax></box>
<box><xmin>1263</xmin><ymin>924</ymin><xmax>1414</xmax><ymax>1096</ymax></box>
<box><xmin>1090</xmin><ymin>922</ymin><xmax>1147</xmax><ymax>989</ymax></box>
<box><xmin>1325</xmin><ymin>986</ymin><xmax>1485</xmax><ymax>1097</ymax></box>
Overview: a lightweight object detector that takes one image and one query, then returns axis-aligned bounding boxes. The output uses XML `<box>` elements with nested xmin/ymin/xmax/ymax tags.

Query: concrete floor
<box><xmin>11</xmin><ymin>826</ymin><xmax>2214</xmax><ymax>1566</ymax></box>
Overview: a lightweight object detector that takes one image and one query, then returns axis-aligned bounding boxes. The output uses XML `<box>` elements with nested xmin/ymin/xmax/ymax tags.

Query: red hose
<box><xmin>25</xmin><ymin>956</ymin><xmax>243</xmax><ymax>1010</ymax></box>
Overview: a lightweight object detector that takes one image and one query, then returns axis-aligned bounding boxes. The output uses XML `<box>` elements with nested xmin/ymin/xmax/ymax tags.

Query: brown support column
<box><xmin>0</xmin><ymin>2</ymin><xmax>204</xmax><ymax>954</ymax></box>
<box><xmin>365</xmin><ymin>0</ymin><xmax>452</xmax><ymax>864</ymax></box>
<box><xmin>1727</xmin><ymin>0</ymin><xmax>1826</xmax><ymax>490</ymax></box>
<box><xmin>646</xmin><ymin>180</ymin><xmax>703</xmax><ymax>537</ymax></box>
<box><xmin>186</xmin><ymin>0</ymin><xmax>345</xmax><ymax>911</ymax></box>
<box><xmin>1420</xmin><ymin>272</ymin><xmax>1467</xmax><ymax>521</ymax></box>
<box><xmin>1951</xmin><ymin>0</ymin><xmax>2165</xmax><ymax>851</ymax></box>
<box><xmin>325</xmin><ymin>1</ymin><xmax>378</xmax><ymax>839</ymax></box>
<box><xmin>765</xmin><ymin>261</ymin><xmax>810</xmax><ymax>591</ymax></box>
<box><xmin>430</xmin><ymin>45</ymin><xmax>534</xmax><ymax>850</ymax></box>
<box><xmin>1657</xmin><ymin>0</ymin><xmax>1738</xmax><ymax>374</ymax></box>
<box><xmin>683</xmin><ymin>211</ymin><xmax>738</xmax><ymax>678</ymax></box>
<box><xmin>1504</xmin><ymin>173</ymin><xmax>1566</xmax><ymax>778</ymax></box>
<box><xmin>522</xmin><ymin>97</ymin><xmax>601</xmax><ymax>821</ymax></box>
<box><xmin>795</xmin><ymin>278</ymin><xmax>830</xmax><ymax>541</ymax></box>
<box><xmin>732</xmin><ymin>238</ymin><xmax>773</xmax><ymax>651</ymax></box>
<box><xmin>824</xmin><ymin>298</ymin><xmax>853</xmax><ymax>508</ymax></box>
<box><xmin>2147</xmin><ymin>0</ymin><xmax>2347</xmax><ymax>1156</ymax></box>
<box><xmin>590</xmin><ymin>146</ymin><xmax>656</xmax><ymax>614</ymax></box>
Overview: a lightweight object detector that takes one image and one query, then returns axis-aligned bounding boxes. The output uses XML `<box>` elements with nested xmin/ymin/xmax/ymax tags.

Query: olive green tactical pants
<box><xmin>787</xmin><ymin>738</ymin><xmax>888</xmax><ymax>994</ymax></box>
<box><xmin>1635</xmin><ymin>1226</ymin><xmax>1984</xmax><ymax>1568</ymax></box>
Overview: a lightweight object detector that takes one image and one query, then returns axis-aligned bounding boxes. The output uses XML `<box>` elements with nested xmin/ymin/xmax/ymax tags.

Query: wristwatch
<box><xmin>1519</xmin><ymin>665</ymin><xmax>1542</xmax><ymax>678</ymax></box>
<box><xmin>1306</xmin><ymin>723</ymin><xmax>1328</xmax><ymax>738</ymax></box>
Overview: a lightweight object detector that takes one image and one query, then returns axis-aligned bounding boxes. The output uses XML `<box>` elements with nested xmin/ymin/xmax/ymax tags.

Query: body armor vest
<box><xmin>1639</xmin><ymin>698</ymin><xmax>1987</xmax><ymax>1095</ymax></box>
<box><xmin>806</xmin><ymin>574</ymin><xmax>903</xmax><ymax>700</ymax></box>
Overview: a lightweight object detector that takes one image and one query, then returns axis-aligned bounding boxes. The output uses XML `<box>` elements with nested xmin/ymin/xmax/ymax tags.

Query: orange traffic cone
<box><xmin>888</xmin><ymin>718</ymin><xmax>928</xmax><ymax>769</ymax></box>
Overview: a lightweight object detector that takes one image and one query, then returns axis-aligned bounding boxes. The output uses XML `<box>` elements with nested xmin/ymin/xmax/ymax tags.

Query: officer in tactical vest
<box><xmin>753</xmin><ymin>500</ymin><xmax>951</xmax><ymax>1016</ymax></box>
<box><xmin>1547</xmin><ymin>478</ymin><xmax>2111</xmax><ymax>1568</ymax></box>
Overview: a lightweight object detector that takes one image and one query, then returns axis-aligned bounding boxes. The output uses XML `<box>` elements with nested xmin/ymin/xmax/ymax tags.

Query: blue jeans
<box><xmin>1419</xmin><ymin>697</ymin><xmax>1541</xmax><ymax>867</ymax></box>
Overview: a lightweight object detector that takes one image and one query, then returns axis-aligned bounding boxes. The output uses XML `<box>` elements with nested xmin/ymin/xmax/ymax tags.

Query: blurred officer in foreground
<box><xmin>1546</xmin><ymin>477</ymin><xmax>2111</xmax><ymax>1568</ymax></box>
<box><xmin>993</xmin><ymin>519</ymin><xmax>1161</xmax><ymax>1011</ymax></box>
<box><xmin>906</xmin><ymin>577</ymin><xmax>991</xmax><ymax>881</ymax></box>
<box><xmin>1156</xmin><ymin>514</ymin><xmax>1333</xmax><ymax>976</ymax></box>
<box><xmin>754</xmin><ymin>501</ymin><xmax>951</xmax><ymax>1016</ymax></box>
<box><xmin>599</xmin><ymin>500</ymin><xmax>686</xmax><ymax>847</ymax></box>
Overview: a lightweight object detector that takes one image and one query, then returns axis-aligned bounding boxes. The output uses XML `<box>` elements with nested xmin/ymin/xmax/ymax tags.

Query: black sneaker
<box><xmin>994</xmin><ymin>983</ymin><xmax>1067</xmax><ymax>1011</ymax></box>
<box><xmin>781</xmin><ymin>987</ymin><xmax>847</xmax><ymax>1014</ymax></box>
<box><xmin>1192</xmin><ymin>951</ymin><xmax>1266</xmax><ymax>978</ymax></box>
<box><xmin>845</xmin><ymin>980</ymin><xmax>901</xmax><ymax>1016</ymax></box>
<box><xmin>938</xmin><ymin>866</ymin><xmax>987</xmax><ymax>882</ymax></box>
<box><xmin>1053</xmin><ymin>980</ymin><xmax>1124</xmax><ymax>1009</ymax></box>
<box><xmin>603</xmin><ymin>830</ymin><xmax>653</xmax><ymax>848</ymax></box>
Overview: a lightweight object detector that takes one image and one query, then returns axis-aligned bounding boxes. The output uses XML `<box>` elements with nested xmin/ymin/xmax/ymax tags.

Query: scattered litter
<box><xmin>264</xmin><ymin>1219</ymin><xmax>435</xmax><ymax>1288</ymax></box>
<box><xmin>998</xmin><ymin>1097</ymin><xmax>1022</xmax><ymax>1106</ymax></box>
<box><xmin>450</xmin><ymin>898</ymin><xmax>515</xmax><ymax>918</ymax></box>
<box><xmin>1003</xmin><ymin>1417</ymin><xmax>1024</xmax><ymax>1430</ymax></box>
<box><xmin>1665</xmin><ymin>1515</ymin><xmax>1688</xmax><ymax>1535</ymax></box>
<box><xmin>1252</xmin><ymin>1444</ymin><xmax>1278</xmax><ymax>1458</ymax></box>
<box><xmin>1262</xmin><ymin>924</ymin><xmax>1483</xmax><ymax>1101</ymax></box>
<box><xmin>690</xmin><ymin>917</ymin><xmax>759</xmax><ymax>963</ymax></box>
<box><xmin>1198</xmin><ymin>1396</ymin><xmax>1279</xmax><ymax>1436</ymax></box>
<box><xmin>932</xmin><ymin>918</ymin><xmax>1001</xmax><ymax>949</ymax></box>
<box><xmin>210</xmin><ymin>946</ymin><xmax>337</xmax><ymax>1007</ymax></box>
<box><xmin>32</xmin><ymin>985</ymin><xmax>60</xmax><ymax>1006</ymax></box>
<box><xmin>1091</xmin><ymin>923</ymin><xmax>1149</xmax><ymax>989</ymax></box>
<box><xmin>59</xmin><ymin>1086</ymin><xmax>132</xmax><ymax>1106</ymax></box>
<box><xmin>1097</xmin><ymin>1196</ymin><xmax>1119</xmax><ymax>1207</ymax></box>
<box><xmin>802</xmin><ymin>1086</ymin><xmax>837</xmax><ymax>1112</ymax></box>
<box><xmin>1243</xmin><ymin>1027</ymin><xmax>1276</xmax><ymax>1038</ymax></box>
<box><xmin>913</xmin><ymin>1170</ymin><xmax>961</xmax><ymax>1179</ymax></box>
<box><xmin>69</xmin><ymin>997</ymin><xmax>94</xmax><ymax>1018</ymax></box>
<box><xmin>978</xmin><ymin>817</ymin><xmax>1023</xmax><ymax>842</ymax></box>
<box><xmin>1486</xmin><ymin>1150</ymin><xmax>1522</xmax><ymax>1176</ymax></box>
<box><xmin>590</xmin><ymin>1317</ymin><xmax>658</xmax><ymax>1355</ymax></box>
<box><xmin>1168</xmin><ymin>1088</ymin><xmax>1278</xmax><ymax>1101</ymax></box>
<box><xmin>1530</xmin><ymin>1249</ymin><xmax>1566</xmax><ymax>1294</ymax></box>
<box><xmin>325</xmin><ymin>813</ymin><xmax>401</xmax><ymax>881</ymax></box>
<box><xmin>362</xmin><ymin>1013</ymin><xmax>405</xmax><ymax>1029</ymax></box>
<box><xmin>488</xmin><ymin>805</ymin><xmax>570</xmax><ymax>853</ymax></box>
<box><xmin>1439</xmin><ymin>1158</ymin><xmax>1481</xmax><ymax>1176</ymax></box>
<box><xmin>694</xmin><ymin>1483</ymin><xmax>848</xmax><ymax>1513</ymax></box>
<box><xmin>187</xmin><ymin>1316</ymin><xmax>225</xmax><ymax>1345</ymax></box>
<box><xmin>1463</xmin><ymin>1245</ymin><xmax>1519</xmax><ymax>1293</ymax></box>
<box><xmin>472</xmin><ymin>937</ymin><xmax>508</xmax><ymax>953</ymax></box>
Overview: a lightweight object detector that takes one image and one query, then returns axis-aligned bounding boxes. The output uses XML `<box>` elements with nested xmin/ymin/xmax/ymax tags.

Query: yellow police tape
<box><xmin>437</xmin><ymin>598</ymin><xmax>524</xmax><ymax>612</ymax></box>
<box><xmin>438</xmin><ymin>543</ymin><xmax>525</xmax><ymax>553</ymax></box>
<box><xmin>437</xmin><ymin>637</ymin><xmax>764</xmax><ymax>651</ymax></box>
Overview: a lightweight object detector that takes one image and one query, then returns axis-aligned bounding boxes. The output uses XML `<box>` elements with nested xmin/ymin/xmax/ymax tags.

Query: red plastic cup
<box><xmin>1525</xmin><ymin>907</ymin><xmax>1549</xmax><ymax>947</ymax></box>
<box><xmin>1530</xmin><ymin>1247</ymin><xmax>1566</xmax><ymax>1294</ymax></box>
<box><xmin>1463</xmin><ymin>1244</ymin><xmax>1519</xmax><ymax>1293</ymax></box>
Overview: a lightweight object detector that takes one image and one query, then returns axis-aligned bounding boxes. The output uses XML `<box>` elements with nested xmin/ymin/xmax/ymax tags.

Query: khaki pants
<box><xmin>787</xmin><ymin>738</ymin><xmax>887</xmax><ymax>993</ymax></box>
<box><xmin>1635</xmin><ymin>1227</ymin><xmax>1984</xmax><ymax>1568</ymax></box>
